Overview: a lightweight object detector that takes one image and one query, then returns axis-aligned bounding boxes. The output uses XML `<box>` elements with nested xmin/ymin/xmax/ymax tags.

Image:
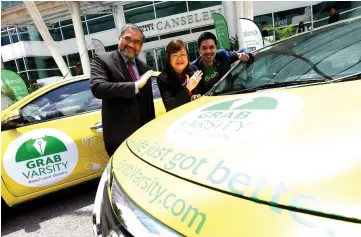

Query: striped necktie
<box><xmin>127</xmin><ymin>60</ymin><xmax>138</xmax><ymax>82</ymax></box>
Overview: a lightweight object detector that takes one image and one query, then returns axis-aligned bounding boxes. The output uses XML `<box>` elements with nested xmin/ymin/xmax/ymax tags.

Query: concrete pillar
<box><xmin>235</xmin><ymin>1</ymin><xmax>254</xmax><ymax>49</ymax></box>
<box><xmin>243</xmin><ymin>1</ymin><xmax>254</xmax><ymax>21</ymax></box>
<box><xmin>28</xmin><ymin>27</ymin><xmax>48</xmax><ymax>79</ymax></box>
<box><xmin>138</xmin><ymin>51</ymin><xmax>146</xmax><ymax>62</ymax></box>
<box><xmin>23</xmin><ymin>1</ymin><xmax>72</xmax><ymax>78</ymax></box>
<box><xmin>112</xmin><ymin>4</ymin><xmax>126</xmax><ymax>36</ymax></box>
<box><xmin>67</xmin><ymin>1</ymin><xmax>91</xmax><ymax>75</ymax></box>
<box><xmin>1</xmin><ymin>55</ymin><xmax>4</xmax><ymax>69</ymax></box>
<box><xmin>223</xmin><ymin>1</ymin><xmax>237</xmax><ymax>38</ymax></box>
<box><xmin>235</xmin><ymin>1</ymin><xmax>245</xmax><ymax>49</ymax></box>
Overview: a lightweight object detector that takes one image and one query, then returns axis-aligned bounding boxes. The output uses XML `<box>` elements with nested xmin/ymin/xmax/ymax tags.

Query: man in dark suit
<box><xmin>328</xmin><ymin>7</ymin><xmax>340</xmax><ymax>24</ymax></box>
<box><xmin>90</xmin><ymin>24</ymin><xmax>155</xmax><ymax>157</ymax></box>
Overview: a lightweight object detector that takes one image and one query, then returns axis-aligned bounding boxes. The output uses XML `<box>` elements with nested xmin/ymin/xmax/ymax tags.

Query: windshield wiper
<box><xmin>263</xmin><ymin>46</ymin><xmax>333</xmax><ymax>81</ymax></box>
<box><xmin>220</xmin><ymin>79</ymin><xmax>326</xmax><ymax>95</ymax></box>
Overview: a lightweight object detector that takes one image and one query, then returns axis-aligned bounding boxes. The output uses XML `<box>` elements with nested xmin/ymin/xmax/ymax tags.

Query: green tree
<box><xmin>264</xmin><ymin>24</ymin><xmax>296</xmax><ymax>43</ymax></box>
<box><xmin>1</xmin><ymin>83</ymin><xmax>16</xmax><ymax>101</ymax></box>
<box><xmin>28</xmin><ymin>82</ymin><xmax>45</xmax><ymax>93</ymax></box>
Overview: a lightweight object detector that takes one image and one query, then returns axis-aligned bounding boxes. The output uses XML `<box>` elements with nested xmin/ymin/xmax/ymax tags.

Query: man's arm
<box><xmin>90</xmin><ymin>54</ymin><xmax>137</xmax><ymax>99</ymax></box>
<box><xmin>222</xmin><ymin>48</ymin><xmax>252</xmax><ymax>64</ymax></box>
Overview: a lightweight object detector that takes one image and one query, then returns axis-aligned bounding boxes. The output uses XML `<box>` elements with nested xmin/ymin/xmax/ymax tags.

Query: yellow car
<box><xmin>92</xmin><ymin>18</ymin><xmax>361</xmax><ymax>236</ymax></box>
<box><xmin>1</xmin><ymin>74</ymin><xmax>165</xmax><ymax>209</ymax></box>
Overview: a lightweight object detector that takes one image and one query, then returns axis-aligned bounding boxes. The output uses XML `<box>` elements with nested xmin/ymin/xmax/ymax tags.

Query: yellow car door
<box><xmin>1</xmin><ymin>79</ymin><xmax>107</xmax><ymax>198</ymax></box>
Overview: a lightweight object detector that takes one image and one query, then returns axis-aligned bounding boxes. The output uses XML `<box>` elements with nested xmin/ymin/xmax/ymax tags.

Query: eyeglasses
<box><xmin>170</xmin><ymin>54</ymin><xmax>188</xmax><ymax>59</ymax></box>
<box><xmin>121</xmin><ymin>36</ymin><xmax>142</xmax><ymax>46</ymax></box>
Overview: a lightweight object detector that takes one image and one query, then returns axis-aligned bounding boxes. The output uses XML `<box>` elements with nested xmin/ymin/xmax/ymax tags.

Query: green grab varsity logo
<box><xmin>3</xmin><ymin>129</ymin><xmax>78</xmax><ymax>187</ymax></box>
<box><xmin>166</xmin><ymin>92</ymin><xmax>304</xmax><ymax>148</ymax></box>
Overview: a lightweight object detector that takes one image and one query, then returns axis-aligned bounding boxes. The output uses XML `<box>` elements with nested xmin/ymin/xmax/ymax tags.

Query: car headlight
<box><xmin>105</xmin><ymin>159</ymin><xmax>183</xmax><ymax>237</ymax></box>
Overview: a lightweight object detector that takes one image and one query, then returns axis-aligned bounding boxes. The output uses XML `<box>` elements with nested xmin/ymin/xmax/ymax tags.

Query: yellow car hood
<box><xmin>124</xmin><ymin>80</ymin><xmax>361</xmax><ymax>222</ymax></box>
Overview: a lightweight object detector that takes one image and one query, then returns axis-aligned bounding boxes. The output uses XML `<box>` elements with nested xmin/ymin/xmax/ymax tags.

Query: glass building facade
<box><xmin>1</xmin><ymin>1</ymin><xmax>360</xmax><ymax>85</ymax></box>
<box><xmin>254</xmin><ymin>1</ymin><xmax>361</xmax><ymax>40</ymax></box>
<box><xmin>1</xmin><ymin>11</ymin><xmax>115</xmax><ymax>83</ymax></box>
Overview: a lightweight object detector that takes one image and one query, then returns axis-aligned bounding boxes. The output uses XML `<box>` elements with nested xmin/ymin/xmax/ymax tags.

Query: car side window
<box><xmin>21</xmin><ymin>80</ymin><xmax>102</xmax><ymax>123</ymax></box>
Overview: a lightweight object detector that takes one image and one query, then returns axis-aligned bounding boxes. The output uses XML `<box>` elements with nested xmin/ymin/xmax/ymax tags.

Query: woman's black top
<box><xmin>157</xmin><ymin>66</ymin><xmax>201</xmax><ymax>112</ymax></box>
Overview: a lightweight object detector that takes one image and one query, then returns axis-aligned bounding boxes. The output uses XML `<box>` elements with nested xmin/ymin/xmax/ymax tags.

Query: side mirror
<box><xmin>1</xmin><ymin>109</ymin><xmax>24</xmax><ymax>130</ymax></box>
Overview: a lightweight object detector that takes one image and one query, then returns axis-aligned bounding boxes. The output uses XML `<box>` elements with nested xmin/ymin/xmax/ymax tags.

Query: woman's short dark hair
<box><xmin>163</xmin><ymin>39</ymin><xmax>191</xmax><ymax>76</ymax></box>
<box><xmin>197</xmin><ymin>32</ymin><xmax>217</xmax><ymax>48</ymax></box>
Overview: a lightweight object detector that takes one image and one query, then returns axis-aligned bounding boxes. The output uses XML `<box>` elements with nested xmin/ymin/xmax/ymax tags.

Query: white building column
<box><xmin>67</xmin><ymin>1</ymin><xmax>91</xmax><ymax>75</ymax></box>
<box><xmin>223</xmin><ymin>1</ymin><xmax>237</xmax><ymax>38</ymax></box>
<box><xmin>23</xmin><ymin>1</ymin><xmax>72</xmax><ymax>78</ymax></box>
<box><xmin>112</xmin><ymin>4</ymin><xmax>126</xmax><ymax>36</ymax></box>
<box><xmin>235</xmin><ymin>1</ymin><xmax>254</xmax><ymax>49</ymax></box>
<box><xmin>138</xmin><ymin>51</ymin><xmax>146</xmax><ymax>62</ymax></box>
<box><xmin>1</xmin><ymin>55</ymin><xmax>4</xmax><ymax>69</ymax></box>
<box><xmin>243</xmin><ymin>1</ymin><xmax>254</xmax><ymax>21</ymax></box>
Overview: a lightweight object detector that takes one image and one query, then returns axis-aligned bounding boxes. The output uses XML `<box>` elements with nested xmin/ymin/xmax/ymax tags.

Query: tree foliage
<box><xmin>265</xmin><ymin>24</ymin><xmax>296</xmax><ymax>43</ymax></box>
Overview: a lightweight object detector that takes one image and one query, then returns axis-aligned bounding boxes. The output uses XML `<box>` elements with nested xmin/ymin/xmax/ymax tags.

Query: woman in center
<box><xmin>157</xmin><ymin>40</ymin><xmax>203</xmax><ymax>112</ymax></box>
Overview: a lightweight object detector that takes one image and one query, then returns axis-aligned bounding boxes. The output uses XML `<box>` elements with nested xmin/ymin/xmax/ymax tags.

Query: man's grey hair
<box><xmin>120</xmin><ymin>24</ymin><xmax>145</xmax><ymax>43</ymax></box>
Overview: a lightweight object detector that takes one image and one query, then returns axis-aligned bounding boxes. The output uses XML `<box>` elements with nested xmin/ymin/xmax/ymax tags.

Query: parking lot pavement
<box><xmin>1</xmin><ymin>179</ymin><xmax>100</xmax><ymax>237</ymax></box>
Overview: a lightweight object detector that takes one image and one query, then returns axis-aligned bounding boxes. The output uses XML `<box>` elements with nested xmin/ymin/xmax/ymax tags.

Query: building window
<box><xmin>313</xmin><ymin>1</ymin><xmax>361</xmax><ymax>27</ymax></box>
<box><xmin>191</xmin><ymin>24</ymin><xmax>215</xmax><ymax>33</ymax></box>
<box><xmin>3</xmin><ymin>60</ymin><xmax>17</xmax><ymax>73</ymax></box>
<box><xmin>50</xmin><ymin>28</ymin><xmax>63</xmax><ymax>41</ymax></box>
<box><xmin>1</xmin><ymin>1</ymin><xmax>11</xmax><ymax>9</ymax></box>
<box><xmin>145</xmin><ymin>50</ymin><xmax>157</xmax><ymax>71</ymax></box>
<box><xmin>274</xmin><ymin>6</ymin><xmax>312</xmax><ymax>27</ymax></box>
<box><xmin>60</xmin><ymin>19</ymin><xmax>73</xmax><ymax>27</ymax></box>
<box><xmin>27</xmin><ymin>71</ymin><xmax>41</xmax><ymax>82</ymax></box>
<box><xmin>27</xmin><ymin>27</ymin><xmax>44</xmax><ymax>41</ymax></box>
<box><xmin>18</xmin><ymin>33</ymin><xmax>30</xmax><ymax>41</ymax></box>
<box><xmin>24</xmin><ymin>57</ymin><xmax>58</xmax><ymax>70</ymax></box>
<box><xmin>104</xmin><ymin>44</ymin><xmax>118</xmax><ymax>52</ymax></box>
<box><xmin>155</xmin><ymin>1</ymin><xmax>187</xmax><ymax>19</ymax></box>
<box><xmin>340</xmin><ymin>7</ymin><xmax>361</xmax><ymax>21</ymax></box>
<box><xmin>61</xmin><ymin>25</ymin><xmax>76</xmax><ymax>40</ymax></box>
<box><xmin>124</xmin><ymin>1</ymin><xmax>154</xmax><ymax>11</ymax></box>
<box><xmin>254</xmin><ymin>13</ymin><xmax>273</xmax><ymax>27</ymax></box>
<box><xmin>85</xmin><ymin>13</ymin><xmax>110</xmax><ymax>21</ymax></box>
<box><xmin>187</xmin><ymin>41</ymin><xmax>199</xmax><ymax>62</ymax></box>
<box><xmin>18</xmin><ymin>72</ymin><xmax>28</xmax><ymax>83</ymax></box>
<box><xmin>7</xmin><ymin>28</ymin><xmax>19</xmax><ymax>43</ymax></box>
<box><xmin>124</xmin><ymin>5</ymin><xmax>155</xmax><ymax>24</ymax></box>
<box><xmin>155</xmin><ymin>48</ymin><xmax>166</xmax><ymax>72</ymax></box>
<box><xmin>87</xmin><ymin>15</ymin><xmax>115</xmax><ymax>34</ymax></box>
<box><xmin>1</xmin><ymin>35</ymin><xmax>11</xmax><ymax>46</ymax></box>
<box><xmin>16</xmin><ymin>59</ymin><xmax>26</xmax><ymax>71</ymax></box>
<box><xmin>187</xmin><ymin>1</ymin><xmax>222</xmax><ymax>12</ymax></box>
<box><xmin>159</xmin><ymin>30</ymin><xmax>191</xmax><ymax>40</ymax></box>
<box><xmin>144</xmin><ymin>36</ymin><xmax>159</xmax><ymax>43</ymax></box>
<box><xmin>67</xmin><ymin>53</ymin><xmax>81</xmax><ymax>68</ymax></box>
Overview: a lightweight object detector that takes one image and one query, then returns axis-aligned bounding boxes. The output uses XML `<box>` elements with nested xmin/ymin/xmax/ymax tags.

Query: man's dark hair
<box><xmin>261</xmin><ymin>22</ymin><xmax>267</xmax><ymax>25</ymax></box>
<box><xmin>120</xmin><ymin>24</ymin><xmax>145</xmax><ymax>43</ymax></box>
<box><xmin>197</xmin><ymin>32</ymin><xmax>217</xmax><ymax>48</ymax></box>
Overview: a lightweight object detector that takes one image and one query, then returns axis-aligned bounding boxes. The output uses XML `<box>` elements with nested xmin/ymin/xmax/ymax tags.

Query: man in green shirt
<box><xmin>191</xmin><ymin>32</ymin><xmax>252</xmax><ymax>94</ymax></box>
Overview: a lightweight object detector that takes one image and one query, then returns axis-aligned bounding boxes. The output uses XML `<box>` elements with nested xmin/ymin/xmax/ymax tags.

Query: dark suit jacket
<box><xmin>157</xmin><ymin>66</ymin><xmax>201</xmax><ymax>112</ymax></box>
<box><xmin>90</xmin><ymin>50</ymin><xmax>155</xmax><ymax>145</ymax></box>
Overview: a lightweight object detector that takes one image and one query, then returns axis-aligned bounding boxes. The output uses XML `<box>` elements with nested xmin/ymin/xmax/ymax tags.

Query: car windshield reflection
<box><xmin>211</xmin><ymin>18</ymin><xmax>361</xmax><ymax>96</ymax></box>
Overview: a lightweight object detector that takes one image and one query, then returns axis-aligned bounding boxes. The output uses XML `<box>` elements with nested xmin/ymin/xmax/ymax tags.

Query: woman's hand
<box><xmin>185</xmin><ymin>70</ymin><xmax>203</xmax><ymax>92</ymax></box>
<box><xmin>191</xmin><ymin>94</ymin><xmax>201</xmax><ymax>101</ymax></box>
